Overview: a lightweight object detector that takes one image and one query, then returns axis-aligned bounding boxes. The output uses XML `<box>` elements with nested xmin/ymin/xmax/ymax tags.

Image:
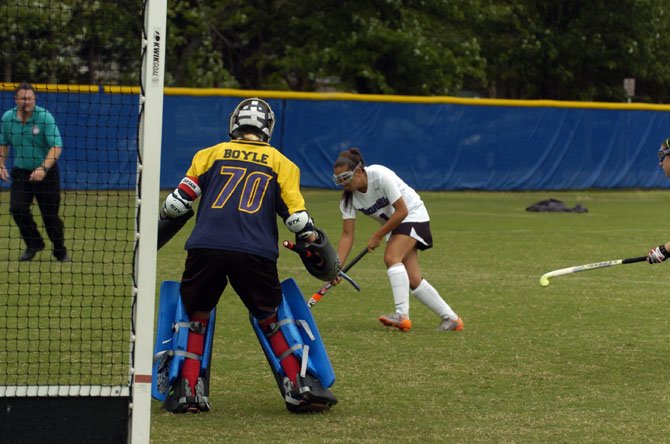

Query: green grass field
<box><xmin>0</xmin><ymin>190</ymin><xmax>134</xmax><ymax>387</ymax></box>
<box><xmin>150</xmin><ymin>189</ymin><xmax>670</xmax><ymax>443</ymax></box>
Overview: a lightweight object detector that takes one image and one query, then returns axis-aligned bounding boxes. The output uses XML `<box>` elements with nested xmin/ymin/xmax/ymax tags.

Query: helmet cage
<box><xmin>229</xmin><ymin>98</ymin><xmax>275</xmax><ymax>142</ymax></box>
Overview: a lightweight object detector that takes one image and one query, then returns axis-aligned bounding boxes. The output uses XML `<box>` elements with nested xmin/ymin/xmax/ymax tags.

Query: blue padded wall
<box><xmin>2</xmin><ymin>90</ymin><xmax>669</xmax><ymax>190</ymax></box>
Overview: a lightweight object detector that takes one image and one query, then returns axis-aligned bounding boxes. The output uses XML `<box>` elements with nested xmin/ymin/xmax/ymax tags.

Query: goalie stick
<box><xmin>539</xmin><ymin>255</ymin><xmax>646</xmax><ymax>287</ymax></box>
<box><xmin>307</xmin><ymin>247</ymin><xmax>369</xmax><ymax>308</ymax></box>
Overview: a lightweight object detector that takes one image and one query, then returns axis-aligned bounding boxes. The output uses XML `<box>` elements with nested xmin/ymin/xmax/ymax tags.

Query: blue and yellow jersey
<box><xmin>184</xmin><ymin>139</ymin><xmax>306</xmax><ymax>260</ymax></box>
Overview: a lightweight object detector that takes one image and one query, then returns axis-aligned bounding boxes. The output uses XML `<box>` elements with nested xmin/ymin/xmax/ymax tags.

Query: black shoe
<box><xmin>162</xmin><ymin>377</ymin><xmax>210</xmax><ymax>414</ymax></box>
<box><xmin>297</xmin><ymin>373</ymin><xmax>338</xmax><ymax>410</ymax></box>
<box><xmin>20</xmin><ymin>246</ymin><xmax>44</xmax><ymax>261</ymax></box>
<box><xmin>284</xmin><ymin>374</ymin><xmax>337</xmax><ymax>413</ymax></box>
<box><xmin>56</xmin><ymin>253</ymin><xmax>71</xmax><ymax>262</ymax></box>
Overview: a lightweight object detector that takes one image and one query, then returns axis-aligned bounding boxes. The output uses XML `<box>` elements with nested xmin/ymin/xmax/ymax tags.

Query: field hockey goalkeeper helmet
<box><xmin>229</xmin><ymin>98</ymin><xmax>275</xmax><ymax>142</ymax></box>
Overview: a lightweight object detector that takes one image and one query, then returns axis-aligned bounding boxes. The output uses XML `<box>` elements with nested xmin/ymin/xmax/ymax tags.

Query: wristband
<box><xmin>659</xmin><ymin>245</ymin><xmax>670</xmax><ymax>258</ymax></box>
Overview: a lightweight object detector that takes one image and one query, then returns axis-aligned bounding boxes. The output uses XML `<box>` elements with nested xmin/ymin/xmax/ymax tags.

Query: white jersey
<box><xmin>339</xmin><ymin>164</ymin><xmax>429</xmax><ymax>224</ymax></box>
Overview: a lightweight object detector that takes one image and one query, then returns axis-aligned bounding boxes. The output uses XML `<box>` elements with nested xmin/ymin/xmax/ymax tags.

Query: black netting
<box><xmin>0</xmin><ymin>0</ymin><xmax>142</xmax><ymax>392</ymax></box>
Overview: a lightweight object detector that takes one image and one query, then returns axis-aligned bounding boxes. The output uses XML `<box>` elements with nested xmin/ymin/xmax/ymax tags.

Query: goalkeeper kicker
<box><xmin>153</xmin><ymin>98</ymin><xmax>339</xmax><ymax>413</ymax></box>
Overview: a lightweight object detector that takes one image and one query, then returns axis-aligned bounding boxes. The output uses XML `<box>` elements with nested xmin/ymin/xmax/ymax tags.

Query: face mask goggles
<box><xmin>332</xmin><ymin>164</ymin><xmax>361</xmax><ymax>186</ymax></box>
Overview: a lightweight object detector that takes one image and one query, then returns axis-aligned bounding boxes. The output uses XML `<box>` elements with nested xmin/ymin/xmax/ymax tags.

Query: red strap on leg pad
<box><xmin>260</xmin><ymin>313</ymin><xmax>301</xmax><ymax>384</ymax></box>
<box><xmin>182</xmin><ymin>316</ymin><xmax>208</xmax><ymax>396</ymax></box>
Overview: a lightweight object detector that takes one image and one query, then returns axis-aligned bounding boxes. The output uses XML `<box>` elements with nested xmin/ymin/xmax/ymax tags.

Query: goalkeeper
<box><xmin>157</xmin><ymin>98</ymin><xmax>337</xmax><ymax>413</ymax></box>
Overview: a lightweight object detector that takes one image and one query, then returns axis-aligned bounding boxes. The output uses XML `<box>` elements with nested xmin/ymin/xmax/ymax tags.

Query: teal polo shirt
<box><xmin>0</xmin><ymin>105</ymin><xmax>63</xmax><ymax>170</ymax></box>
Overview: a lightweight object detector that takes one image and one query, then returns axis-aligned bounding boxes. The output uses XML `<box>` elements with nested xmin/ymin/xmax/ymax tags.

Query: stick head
<box><xmin>539</xmin><ymin>275</ymin><xmax>550</xmax><ymax>287</ymax></box>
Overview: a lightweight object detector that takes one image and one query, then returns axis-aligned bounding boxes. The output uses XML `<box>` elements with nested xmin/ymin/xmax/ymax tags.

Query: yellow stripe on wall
<box><xmin>0</xmin><ymin>83</ymin><xmax>102</xmax><ymax>93</ymax></box>
<box><xmin>1</xmin><ymin>83</ymin><xmax>669</xmax><ymax>111</ymax></box>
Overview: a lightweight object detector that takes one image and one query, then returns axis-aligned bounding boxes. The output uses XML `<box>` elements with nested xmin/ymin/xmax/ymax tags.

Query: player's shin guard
<box><xmin>152</xmin><ymin>281</ymin><xmax>216</xmax><ymax>413</ymax></box>
<box><xmin>251</xmin><ymin>278</ymin><xmax>337</xmax><ymax>413</ymax></box>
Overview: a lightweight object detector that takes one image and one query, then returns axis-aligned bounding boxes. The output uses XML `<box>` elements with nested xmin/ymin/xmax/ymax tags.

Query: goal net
<box><xmin>0</xmin><ymin>2</ymin><xmax>165</xmax><ymax>442</ymax></box>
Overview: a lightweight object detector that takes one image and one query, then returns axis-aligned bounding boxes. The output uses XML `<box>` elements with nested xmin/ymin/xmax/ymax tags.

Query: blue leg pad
<box><xmin>152</xmin><ymin>280</ymin><xmax>216</xmax><ymax>402</ymax></box>
<box><xmin>251</xmin><ymin>277</ymin><xmax>335</xmax><ymax>389</ymax></box>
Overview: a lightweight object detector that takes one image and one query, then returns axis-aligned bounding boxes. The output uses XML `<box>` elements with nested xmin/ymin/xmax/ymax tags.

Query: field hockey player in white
<box><xmin>647</xmin><ymin>138</ymin><xmax>670</xmax><ymax>264</ymax></box>
<box><xmin>332</xmin><ymin>147</ymin><xmax>463</xmax><ymax>332</ymax></box>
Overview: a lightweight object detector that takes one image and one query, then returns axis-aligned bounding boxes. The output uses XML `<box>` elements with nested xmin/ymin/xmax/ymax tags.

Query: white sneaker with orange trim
<box><xmin>437</xmin><ymin>317</ymin><xmax>463</xmax><ymax>332</ymax></box>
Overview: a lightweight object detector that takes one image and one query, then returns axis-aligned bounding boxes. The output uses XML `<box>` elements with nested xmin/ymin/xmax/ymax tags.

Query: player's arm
<box><xmin>337</xmin><ymin>218</ymin><xmax>356</xmax><ymax>265</ymax></box>
<box><xmin>326</xmin><ymin>218</ymin><xmax>356</xmax><ymax>286</ymax></box>
<box><xmin>368</xmin><ymin>197</ymin><xmax>408</xmax><ymax>250</ymax></box>
<box><xmin>157</xmin><ymin>176</ymin><xmax>201</xmax><ymax>250</ymax></box>
<box><xmin>275</xmin><ymin>155</ymin><xmax>319</xmax><ymax>242</ymax></box>
<box><xmin>275</xmin><ymin>156</ymin><xmax>341</xmax><ymax>278</ymax></box>
<box><xmin>161</xmin><ymin>176</ymin><xmax>201</xmax><ymax>219</ymax></box>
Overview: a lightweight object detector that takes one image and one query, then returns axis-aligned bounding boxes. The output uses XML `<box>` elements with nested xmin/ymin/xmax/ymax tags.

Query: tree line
<box><xmin>3</xmin><ymin>0</ymin><xmax>669</xmax><ymax>102</ymax></box>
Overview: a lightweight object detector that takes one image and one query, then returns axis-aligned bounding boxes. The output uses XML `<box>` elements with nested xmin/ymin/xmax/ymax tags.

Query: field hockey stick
<box><xmin>308</xmin><ymin>247</ymin><xmax>369</xmax><ymax>308</ymax></box>
<box><xmin>539</xmin><ymin>255</ymin><xmax>647</xmax><ymax>287</ymax></box>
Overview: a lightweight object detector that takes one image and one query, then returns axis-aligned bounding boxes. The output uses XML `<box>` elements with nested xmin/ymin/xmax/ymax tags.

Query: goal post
<box><xmin>131</xmin><ymin>0</ymin><xmax>167</xmax><ymax>442</ymax></box>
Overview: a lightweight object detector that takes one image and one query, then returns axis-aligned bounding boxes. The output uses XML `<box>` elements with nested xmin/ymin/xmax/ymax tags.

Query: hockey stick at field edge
<box><xmin>539</xmin><ymin>255</ymin><xmax>646</xmax><ymax>287</ymax></box>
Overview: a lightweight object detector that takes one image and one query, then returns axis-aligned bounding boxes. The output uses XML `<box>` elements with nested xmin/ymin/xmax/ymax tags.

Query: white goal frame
<box><xmin>130</xmin><ymin>0</ymin><xmax>167</xmax><ymax>442</ymax></box>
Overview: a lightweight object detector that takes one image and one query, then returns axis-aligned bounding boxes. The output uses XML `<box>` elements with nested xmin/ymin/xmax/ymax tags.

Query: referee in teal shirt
<box><xmin>0</xmin><ymin>83</ymin><xmax>69</xmax><ymax>262</ymax></box>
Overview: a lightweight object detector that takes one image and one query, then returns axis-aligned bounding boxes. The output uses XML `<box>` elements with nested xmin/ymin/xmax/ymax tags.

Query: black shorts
<box><xmin>391</xmin><ymin>221</ymin><xmax>433</xmax><ymax>251</ymax></box>
<box><xmin>180</xmin><ymin>248</ymin><xmax>282</xmax><ymax>319</ymax></box>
